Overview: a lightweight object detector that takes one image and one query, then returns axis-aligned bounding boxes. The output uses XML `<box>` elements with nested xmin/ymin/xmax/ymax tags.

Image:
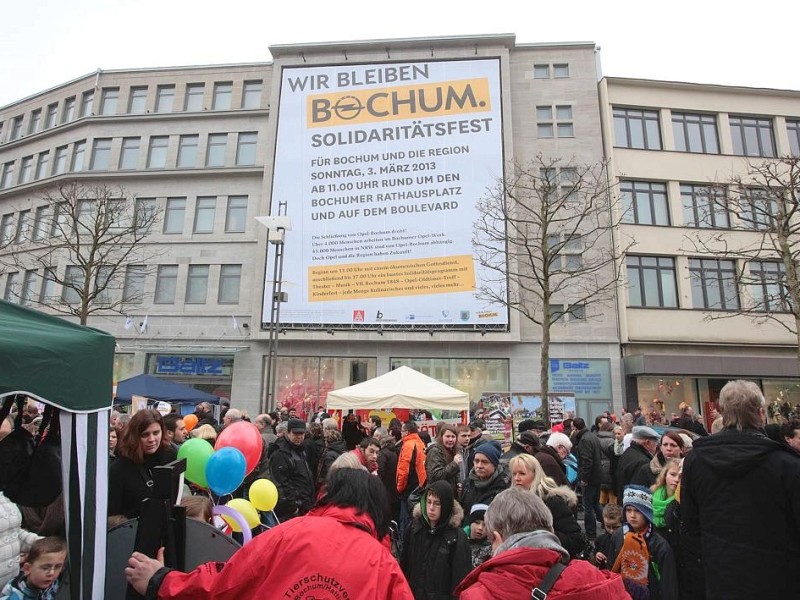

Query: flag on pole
<box><xmin>232</xmin><ymin>315</ymin><xmax>238</xmax><ymax>330</ymax></box>
<box><xmin>124</xmin><ymin>314</ymin><xmax>134</xmax><ymax>330</ymax></box>
<box><xmin>139</xmin><ymin>315</ymin><xmax>148</xmax><ymax>333</ymax></box>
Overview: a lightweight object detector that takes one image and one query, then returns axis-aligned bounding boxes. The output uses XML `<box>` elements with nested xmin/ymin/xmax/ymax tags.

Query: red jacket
<box><xmin>455</xmin><ymin>547</ymin><xmax>630</xmax><ymax>600</ymax></box>
<box><xmin>152</xmin><ymin>505</ymin><xmax>414</xmax><ymax>600</ymax></box>
<box><xmin>396</xmin><ymin>433</ymin><xmax>426</xmax><ymax>493</ymax></box>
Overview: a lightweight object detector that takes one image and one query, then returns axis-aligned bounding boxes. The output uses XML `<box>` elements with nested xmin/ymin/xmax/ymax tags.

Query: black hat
<box><xmin>287</xmin><ymin>418</ymin><xmax>307</xmax><ymax>433</ymax></box>
<box><xmin>469</xmin><ymin>418</ymin><xmax>485</xmax><ymax>430</ymax></box>
<box><xmin>518</xmin><ymin>431</ymin><xmax>541</xmax><ymax>448</ymax></box>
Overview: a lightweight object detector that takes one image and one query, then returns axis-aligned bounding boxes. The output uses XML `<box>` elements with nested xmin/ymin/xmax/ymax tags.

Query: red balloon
<box><xmin>215</xmin><ymin>421</ymin><xmax>263</xmax><ymax>475</ymax></box>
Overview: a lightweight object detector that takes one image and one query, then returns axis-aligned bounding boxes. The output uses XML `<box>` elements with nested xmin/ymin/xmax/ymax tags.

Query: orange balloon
<box><xmin>184</xmin><ymin>413</ymin><xmax>198</xmax><ymax>432</ymax></box>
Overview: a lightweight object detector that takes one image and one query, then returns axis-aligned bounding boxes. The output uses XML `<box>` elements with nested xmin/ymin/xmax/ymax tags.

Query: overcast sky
<box><xmin>1</xmin><ymin>0</ymin><xmax>797</xmax><ymax>107</ymax></box>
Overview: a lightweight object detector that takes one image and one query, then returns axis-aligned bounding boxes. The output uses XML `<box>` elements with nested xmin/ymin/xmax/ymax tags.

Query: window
<box><xmin>4</xmin><ymin>272</ymin><xmax>19</xmax><ymax>302</ymax></box>
<box><xmin>9</xmin><ymin>116</ymin><xmax>23</xmax><ymax>141</ymax></box>
<box><xmin>20</xmin><ymin>270</ymin><xmax>37</xmax><ymax>306</ymax></box>
<box><xmin>225</xmin><ymin>196</ymin><xmax>248</xmax><ymax>232</ymax></box>
<box><xmin>729</xmin><ymin>115</ymin><xmax>775</xmax><ymax>157</ymax></box>
<box><xmin>71</xmin><ymin>140</ymin><xmax>86</xmax><ymax>172</ymax></box>
<box><xmin>62</xmin><ymin>97</ymin><xmax>76</xmax><ymax>123</ymax></box>
<box><xmin>185</xmin><ymin>265</ymin><xmax>209</xmax><ymax>303</ymax></box>
<box><xmin>94</xmin><ymin>265</ymin><xmax>114</xmax><ymax>305</ymax></box>
<box><xmin>28</xmin><ymin>109</ymin><xmax>41</xmax><ymax>135</ymax></box>
<box><xmin>100</xmin><ymin>88</ymin><xmax>119</xmax><ymax>115</ymax></box>
<box><xmin>560</xmin><ymin>168</ymin><xmax>578</xmax><ymax>200</ymax></box>
<box><xmin>154</xmin><ymin>265</ymin><xmax>178</xmax><ymax>303</ymax></box>
<box><xmin>546</xmin><ymin>234</ymin><xmax>582</xmax><ymax>270</ymax></box>
<box><xmin>184</xmin><ymin>83</ymin><xmax>204</xmax><ymax>111</ymax></box>
<box><xmin>740</xmin><ymin>188</ymin><xmax>778</xmax><ymax>231</ymax></box>
<box><xmin>62</xmin><ymin>265</ymin><xmax>83</xmax><ymax>304</ymax></box>
<box><xmin>176</xmin><ymin>135</ymin><xmax>199</xmax><ymax>168</ymax></box>
<box><xmin>627</xmin><ymin>255</ymin><xmax>678</xmax><ymax>308</ymax></box>
<box><xmin>218</xmin><ymin>264</ymin><xmax>241</xmax><ymax>304</ymax></box>
<box><xmin>537</xmin><ymin>105</ymin><xmax>573</xmax><ymax>138</ymax></box>
<box><xmin>548</xmin><ymin>304</ymin><xmax>566</xmax><ymax>323</ymax></box>
<box><xmin>787</xmin><ymin>120</ymin><xmax>800</xmax><ymax>158</ymax></box>
<box><xmin>119</xmin><ymin>137</ymin><xmax>141</xmax><ymax>170</ymax></box>
<box><xmin>32</xmin><ymin>206</ymin><xmax>49</xmax><ymax>241</ymax></box>
<box><xmin>613</xmin><ymin>107</ymin><xmax>662</xmax><ymax>150</ymax></box>
<box><xmin>50</xmin><ymin>202</ymin><xmax>70</xmax><ymax>237</ymax></box>
<box><xmin>206</xmin><ymin>133</ymin><xmax>227</xmax><ymax>167</ymax></box>
<box><xmin>53</xmin><ymin>146</ymin><xmax>68</xmax><ymax>175</ymax></box>
<box><xmin>1</xmin><ymin>162</ymin><xmax>15</xmax><ymax>188</ymax></box>
<box><xmin>45</xmin><ymin>104</ymin><xmax>58</xmax><ymax>129</ymax></box>
<box><xmin>236</xmin><ymin>132</ymin><xmax>257</xmax><ymax>165</ymax></box>
<box><xmin>620</xmin><ymin>181</ymin><xmax>670</xmax><ymax>225</ymax></box>
<box><xmin>147</xmin><ymin>136</ymin><xmax>169</xmax><ymax>169</ymax></box>
<box><xmin>681</xmin><ymin>184</ymin><xmax>729</xmax><ymax>228</ymax></box>
<box><xmin>128</xmin><ymin>86</ymin><xmax>148</xmax><ymax>113</ymax></box>
<box><xmin>553</xmin><ymin>64</ymin><xmax>570</xmax><ymax>78</ymax></box>
<box><xmin>163</xmin><ymin>197</ymin><xmax>186</xmax><ymax>233</ymax></box>
<box><xmin>90</xmin><ymin>138</ymin><xmax>112</xmax><ymax>170</ymax></box>
<box><xmin>122</xmin><ymin>265</ymin><xmax>147</xmax><ymax>303</ymax></box>
<box><xmin>18</xmin><ymin>156</ymin><xmax>33</xmax><ymax>184</ymax></box>
<box><xmin>212</xmin><ymin>82</ymin><xmax>233</xmax><ymax>110</ymax></box>
<box><xmin>39</xmin><ymin>268</ymin><xmax>56</xmax><ymax>302</ymax></box>
<box><xmin>134</xmin><ymin>198</ymin><xmax>156</xmax><ymax>231</ymax></box>
<box><xmin>672</xmin><ymin>112</ymin><xmax>719</xmax><ymax>154</ymax></box>
<box><xmin>750</xmin><ymin>261</ymin><xmax>789</xmax><ymax>312</ymax></box>
<box><xmin>80</xmin><ymin>90</ymin><xmax>94</xmax><ymax>117</ymax></box>
<box><xmin>35</xmin><ymin>152</ymin><xmax>50</xmax><ymax>180</ymax></box>
<box><xmin>242</xmin><ymin>80</ymin><xmax>262</xmax><ymax>109</ymax></box>
<box><xmin>155</xmin><ymin>85</ymin><xmax>175</xmax><ymax>113</ymax></box>
<box><xmin>533</xmin><ymin>64</ymin><xmax>550</xmax><ymax>79</ymax></box>
<box><xmin>0</xmin><ymin>214</ymin><xmax>14</xmax><ymax>245</ymax></box>
<box><xmin>567</xmin><ymin>303</ymin><xmax>585</xmax><ymax>320</ymax></box>
<box><xmin>14</xmin><ymin>210</ymin><xmax>30</xmax><ymax>243</ymax></box>
<box><xmin>193</xmin><ymin>197</ymin><xmax>216</xmax><ymax>233</ymax></box>
<box><xmin>689</xmin><ymin>258</ymin><xmax>739</xmax><ymax>310</ymax></box>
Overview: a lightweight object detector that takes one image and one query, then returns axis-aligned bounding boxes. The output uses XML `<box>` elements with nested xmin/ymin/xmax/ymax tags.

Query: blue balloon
<box><xmin>205</xmin><ymin>446</ymin><xmax>246</xmax><ymax>495</ymax></box>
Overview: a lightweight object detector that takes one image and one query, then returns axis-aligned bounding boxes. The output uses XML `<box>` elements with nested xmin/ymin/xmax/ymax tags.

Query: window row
<box><xmin>614</xmin><ymin>106</ymin><xmax>800</xmax><ymax>158</ymax></box>
<box><xmin>536</xmin><ymin>105</ymin><xmax>574</xmax><ymax>138</ymax></box>
<box><xmin>533</xmin><ymin>63</ymin><xmax>570</xmax><ymax>79</ymax></box>
<box><xmin>627</xmin><ymin>255</ymin><xmax>790</xmax><ymax>312</ymax></box>
<box><xmin>2</xmin><ymin>263</ymin><xmax>243</xmax><ymax>307</ymax></box>
<box><xmin>0</xmin><ymin>132</ymin><xmax>258</xmax><ymax>189</ymax></box>
<box><xmin>620</xmin><ymin>180</ymin><xmax>781</xmax><ymax>230</ymax></box>
<box><xmin>1</xmin><ymin>79</ymin><xmax>264</xmax><ymax>144</ymax></box>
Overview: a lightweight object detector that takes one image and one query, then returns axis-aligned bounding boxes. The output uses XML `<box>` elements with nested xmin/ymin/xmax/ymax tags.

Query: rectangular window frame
<box><xmin>154</xmin><ymin>264</ymin><xmax>178</xmax><ymax>304</ymax></box>
<box><xmin>119</xmin><ymin>137</ymin><xmax>141</xmax><ymax>170</ymax></box>
<box><xmin>613</xmin><ymin>107</ymin><xmax>662</xmax><ymax>150</ymax></box>
<box><xmin>681</xmin><ymin>184</ymin><xmax>729</xmax><ymax>229</ymax></box>
<box><xmin>193</xmin><ymin>196</ymin><xmax>217</xmax><ymax>233</ymax></box>
<box><xmin>729</xmin><ymin>115</ymin><xmax>776</xmax><ymax>158</ymax></box>
<box><xmin>225</xmin><ymin>196</ymin><xmax>248</xmax><ymax>232</ymax></box>
<box><xmin>163</xmin><ymin>197</ymin><xmax>186</xmax><ymax>234</ymax></box>
<box><xmin>626</xmin><ymin>255</ymin><xmax>678</xmax><ymax>308</ymax></box>
<box><xmin>672</xmin><ymin>112</ymin><xmax>719</xmax><ymax>154</ymax></box>
<box><xmin>206</xmin><ymin>133</ymin><xmax>227</xmax><ymax>167</ymax></box>
<box><xmin>212</xmin><ymin>82</ymin><xmax>233</xmax><ymax>110</ymax></box>
<box><xmin>128</xmin><ymin>86</ymin><xmax>148</xmax><ymax>114</ymax></box>
<box><xmin>218</xmin><ymin>264</ymin><xmax>242</xmax><ymax>304</ymax></box>
<box><xmin>185</xmin><ymin>264</ymin><xmax>210</xmax><ymax>304</ymax></box>
<box><xmin>235</xmin><ymin>132</ymin><xmax>257</xmax><ymax>166</ymax></box>
<box><xmin>176</xmin><ymin>134</ymin><xmax>199</xmax><ymax>168</ymax></box>
<box><xmin>621</xmin><ymin>180</ymin><xmax>670</xmax><ymax>226</ymax></box>
<box><xmin>242</xmin><ymin>80</ymin><xmax>263</xmax><ymax>109</ymax></box>
<box><xmin>155</xmin><ymin>85</ymin><xmax>175</xmax><ymax>113</ymax></box>
<box><xmin>89</xmin><ymin>138</ymin><xmax>112</xmax><ymax>171</ymax></box>
<box><xmin>100</xmin><ymin>88</ymin><xmax>120</xmax><ymax>116</ymax></box>
<box><xmin>689</xmin><ymin>258</ymin><xmax>740</xmax><ymax>311</ymax></box>
<box><xmin>147</xmin><ymin>136</ymin><xmax>170</xmax><ymax>169</ymax></box>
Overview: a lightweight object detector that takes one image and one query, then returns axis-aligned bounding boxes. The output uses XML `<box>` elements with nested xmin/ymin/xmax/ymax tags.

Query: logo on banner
<box><xmin>550</xmin><ymin>359</ymin><xmax>560</xmax><ymax>373</ymax></box>
<box><xmin>353</xmin><ymin>310</ymin><xmax>365</xmax><ymax>322</ymax></box>
<box><xmin>460</xmin><ymin>311</ymin><xmax>470</xmax><ymax>321</ymax></box>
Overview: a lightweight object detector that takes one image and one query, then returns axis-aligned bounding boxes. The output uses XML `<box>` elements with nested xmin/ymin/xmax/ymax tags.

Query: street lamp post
<box><xmin>255</xmin><ymin>213</ymin><xmax>291</xmax><ymax>415</ymax></box>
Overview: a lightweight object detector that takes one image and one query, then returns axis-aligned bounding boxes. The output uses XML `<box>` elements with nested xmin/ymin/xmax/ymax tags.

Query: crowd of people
<box><xmin>2</xmin><ymin>379</ymin><xmax>800</xmax><ymax>599</ymax></box>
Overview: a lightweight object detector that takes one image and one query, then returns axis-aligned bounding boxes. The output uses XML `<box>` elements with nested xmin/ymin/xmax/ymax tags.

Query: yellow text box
<box><xmin>308</xmin><ymin>255</ymin><xmax>475</xmax><ymax>302</ymax></box>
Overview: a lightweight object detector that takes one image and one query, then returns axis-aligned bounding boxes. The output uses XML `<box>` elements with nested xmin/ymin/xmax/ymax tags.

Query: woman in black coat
<box><xmin>424</xmin><ymin>424</ymin><xmax>462</xmax><ymax>497</ymax></box>
<box><xmin>108</xmin><ymin>409</ymin><xmax>178</xmax><ymax>518</ymax></box>
<box><xmin>400</xmin><ymin>480</ymin><xmax>472</xmax><ymax>599</ymax></box>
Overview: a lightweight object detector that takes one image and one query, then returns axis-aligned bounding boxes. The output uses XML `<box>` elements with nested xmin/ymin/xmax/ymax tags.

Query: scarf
<box><xmin>651</xmin><ymin>486</ymin><xmax>675</xmax><ymax>528</ymax></box>
<box><xmin>612</xmin><ymin>525</ymin><xmax>651</xmax><ymax>587</ymax></box>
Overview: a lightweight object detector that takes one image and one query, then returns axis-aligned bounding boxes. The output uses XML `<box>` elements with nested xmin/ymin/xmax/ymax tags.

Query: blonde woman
<box><xmin>650</xmin><ymin>458</ymin><xmax>681</xmax><ymax>538</ymax></box>
<box><xmin>508</xmin><ymin>454</ymin><xmax>586</xmax><ymax>557</ymax></box>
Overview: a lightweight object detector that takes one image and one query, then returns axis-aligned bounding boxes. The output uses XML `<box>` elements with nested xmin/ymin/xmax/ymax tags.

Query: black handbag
<box><xmin>0</xmin><ymin>396</ymin><xmax>62</xmax><ymax>507</ymax></box>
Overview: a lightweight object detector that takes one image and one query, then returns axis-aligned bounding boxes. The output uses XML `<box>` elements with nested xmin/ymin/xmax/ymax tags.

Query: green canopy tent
<box><xmin>0</xmin><ymin>299</ymin><xmax>115</xmax><ymax>600</ymax></box>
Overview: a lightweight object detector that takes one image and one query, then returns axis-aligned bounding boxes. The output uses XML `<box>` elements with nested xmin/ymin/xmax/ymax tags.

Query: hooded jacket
<box><xmin>148</xmin><ymin>505</ymin><xmax>414</xmax><ymax>600</ymax></box>
<box><xmin>681</xmin><ymin>428</ymin><xmax>800</xmax><ymax>600</ymax></box>
<box><xmin>316</xmin><ymin>434</ymin><xmax>347</xmax><ymax>487</ymax></box>
<box><xmin>455</xmin><ymin>530</ymin><xmax>629</xmax><ymax>600</ymax></box>
<box><xmin>401</xmin><ymin>481</ymin><xmax>472</xmax><ymax>599</ymax></box>
<box><xmin>542</xmin><ymin>485</ymin><xmax>587</xmax><ymax>559</ymax></box>
<box><xmin>268</xmin><ymin>435</ymin><xmax>315</xmax><ymax>521</ymax></box>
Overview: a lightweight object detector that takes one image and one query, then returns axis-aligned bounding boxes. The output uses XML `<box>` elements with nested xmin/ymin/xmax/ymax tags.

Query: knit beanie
<box><xmin>474</xmin><ymin>441</ymin><xmax>502</xmax><ymax>467</ymax></box>
<box><xmin>622</xmin><ymin>485</ymin><xmax>654</xmax><ymax>525</ymax></box>
<box><xmin>468</xmin><ymin>503</ymin><xmax>489</xmax><ymax>525</ymax></box>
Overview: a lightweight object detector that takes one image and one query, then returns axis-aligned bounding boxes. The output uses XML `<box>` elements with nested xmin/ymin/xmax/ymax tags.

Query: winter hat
<box><xmin>423</xmin><ymin>480</ymin><xmax>454</xmax><ymax>528</ymax></box>
<box><xmin>474</xmin><ymin>441</ymin><xmax>502</xmax><ymax>467</ymax></box>
<box><xmin>517</xmin><ymin>431</ymin><xmax>541</xmax><ymax>448</ymax></box>
<box><xmin>468</xmin><ymin>503</ymin><xmax>489</xmax><ymax>525</ymax></box>
<box><xmin>631</xmin><ymin>426</ymin><xmax>659</xmax><ymax>441</ymax></box>
<box><xmin>622</xmin><ymin>485</ymin><xmax>654</xmax><ymax>525</ymax></box>
<box><xmin>287</xmin><ymin>418</ymin><xmax>307</xmax><ymax>433</ymax></box>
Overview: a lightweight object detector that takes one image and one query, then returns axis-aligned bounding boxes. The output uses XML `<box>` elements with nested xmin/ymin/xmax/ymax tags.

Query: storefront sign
<box><xmin>549</xmin><ymin>359</ymin><xmax>611</xmax><ymax>400</ymax></box>
<box><xmin>151</xmin><ymin>355</ymin><xmax>234</xmax><ymax>377</ymax></box>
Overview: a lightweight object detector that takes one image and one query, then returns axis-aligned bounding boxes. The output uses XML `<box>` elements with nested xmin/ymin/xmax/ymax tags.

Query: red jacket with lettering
<box><xmin>148</xmin><ymin>505</ymin><xmax>413</xmax><ymax>600</ymax></box>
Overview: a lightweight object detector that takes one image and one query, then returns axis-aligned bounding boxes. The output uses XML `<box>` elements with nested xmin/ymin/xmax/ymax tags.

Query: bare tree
<box><xmin>0</xmin><ymin>180</ymin><xmax>160</xmax><ymax>325</ymax></box>
<box><xmin>473</xmin><ymin>154</ymin><xmax>634</xmax><ymax>419</ymax></box>
<box><xmin>682</xmin><ymin>156</ymin><xmax>800</xmax><ymax>365</ymax></box>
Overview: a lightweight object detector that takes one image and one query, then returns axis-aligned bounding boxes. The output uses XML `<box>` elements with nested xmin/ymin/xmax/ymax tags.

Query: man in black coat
<box><xmin>460</xmin><ymin>441</ymin><xmax>510</xmax><ymax>515</ymax></box>
<box><xmin>268</xmin><ymin>419</ymin><xmax>315</xmax><ymax>522</ymax></box>
<box><xmin>682</xmin><ymin>380</ymin><xmax>800</xmax><ymax>600</ymax></box>
<box><xmin>614</xmin><ymin>425</ymin><xmax>659</xmax><ymax>500</ymax></box>
<box><xmin>573</xmin><ymin>417</ymin><xmax>603</xmax><ymax>539</ymax></box>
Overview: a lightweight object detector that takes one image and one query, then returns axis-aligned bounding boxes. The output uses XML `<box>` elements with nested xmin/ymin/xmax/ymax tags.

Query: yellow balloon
<box><xmin>222</xmin><ymin>499</ymin><xmax>260</xmax><ymax>532</ymax></box>
<box><xmin>249</xmin><ymin>479</ymin><xmax>279</xmax><ymax>512</ymax></box>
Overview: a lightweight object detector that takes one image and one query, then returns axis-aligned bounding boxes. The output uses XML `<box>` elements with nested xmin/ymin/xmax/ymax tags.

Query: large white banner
<box><xmin>267</xmin><ymin>58</ymin><xmax>507</xmax><ymax>327</ymax></box>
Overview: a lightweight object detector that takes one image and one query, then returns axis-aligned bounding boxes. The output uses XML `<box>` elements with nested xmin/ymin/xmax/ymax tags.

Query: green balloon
<box><xmin>178</xmin><ymin>438</ymin><xmax>215</xmax><ymax>488</ymax></box>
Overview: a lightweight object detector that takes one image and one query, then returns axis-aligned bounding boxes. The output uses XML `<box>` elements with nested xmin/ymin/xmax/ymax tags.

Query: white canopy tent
<box><xmin>325</xmin><ymin>366</ymin><xmax>469</xmax><ymax>412</ymax></box>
